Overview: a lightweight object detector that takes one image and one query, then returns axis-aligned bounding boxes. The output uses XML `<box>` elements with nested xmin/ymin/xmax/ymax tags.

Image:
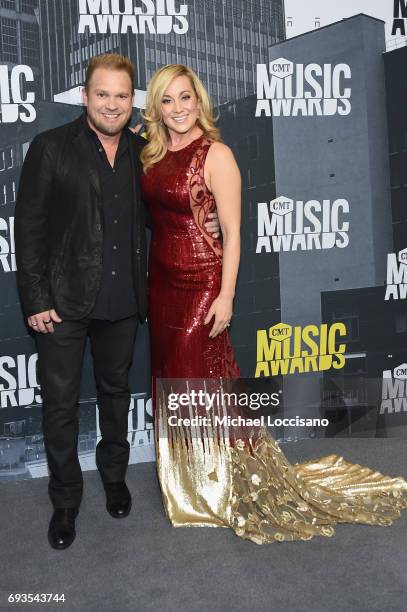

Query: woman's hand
<box><xmin>204</xmin><ymin>294</ymin><xmax>233</xmax><ymax>338</ymax></box>
<box><xmin>129</xmin><ymin>124</ymin><xmax>143</xmax><ymax>134</ymax></box>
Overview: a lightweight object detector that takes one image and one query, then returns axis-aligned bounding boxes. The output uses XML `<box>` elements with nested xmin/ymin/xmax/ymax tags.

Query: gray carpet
<box><xmin>1</xmin><ymin>438</ymin><xmax>406</xmax><ymax>612</ymax></box>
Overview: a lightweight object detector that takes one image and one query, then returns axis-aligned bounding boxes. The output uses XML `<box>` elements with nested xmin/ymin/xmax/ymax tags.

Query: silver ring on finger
<box><xmin>32</xmin><ymin>322</ymin><xmax>38</xmax><ymax>327</ymax></box>
<box><xmin>44</xmin><ymin>320</ymin><xmax>52</xmax><ymax>324</ymax></box>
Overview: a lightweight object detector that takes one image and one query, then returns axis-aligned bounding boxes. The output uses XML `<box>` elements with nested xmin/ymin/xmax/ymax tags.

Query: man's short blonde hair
<box><xmin>85</xmin><ymin>53</ymin><xmax>135</xmax><ymax>93</ymax></box>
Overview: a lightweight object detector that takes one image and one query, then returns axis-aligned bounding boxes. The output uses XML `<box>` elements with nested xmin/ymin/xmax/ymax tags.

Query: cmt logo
<box><xmin>256</xmin><ymin>196</ymin><xmax>349</xmax><ymax>253</ymax></box>
<box><xmin>392</xmin><ymin>0</ymin><xmax>407</xmax><ymax>36</ymax></box>
<box><xmin>269</xmin><ymin>322</ymin><xmax>292</xmax><ymax>339</ymax></box>
<box><xmin>0</xmin><ymin>217</ymin><xmax>16</xmax><ymax>274</ymax></box>
<box><xmin>380</xmin><ymin>363</ymin><xmax>407</xmax><ymax>414</ymax></box>
<box><xmin>78</xmin><ymin>0</ymin><xmax>189</xmax><ymax>34</ymax></box>
<box><xmin>0</xmin><ymin>65</ymin><xmax>36</xmax><ymax>123</ymax></box>
<box><xmin>0</xmin><ymin>353</ymin><xmax>41</xmax><ymax>408</ymax></box>
<box><xmin>384</xmin><ymin>248</ymin><xmax>407</xmax><ymax>300</ymax></box>
<box><xmin>269</xmin><ymin>197</ymin><xmax>294</xmax><ymax>214</ymax></box>
<box><xmin>269</xmin><ymin>58</ymin><xmax>294</xmax><ymax>78</ymax></box>
<box><xmin>394</xmin><ymin>364</ymin><xmax>407</xmax><ymax>379</ymax></box>
<box><xmin>256</xmin><ymin>57</ymin><xmax>351</xmax><ymax>117</ymax></box>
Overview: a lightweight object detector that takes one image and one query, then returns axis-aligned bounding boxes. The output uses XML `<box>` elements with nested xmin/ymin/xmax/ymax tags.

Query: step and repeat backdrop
<box><xmin>1</xmin><ymin>0</ymin><xmax>406</xmax><ymax>481</ymax></box>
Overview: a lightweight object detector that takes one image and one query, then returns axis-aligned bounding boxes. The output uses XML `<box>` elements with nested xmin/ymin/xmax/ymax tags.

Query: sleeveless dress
<box><xmin>140</xmin><ymin>135</ymin><xmax>407</xmax><ymax>544</ymax></box>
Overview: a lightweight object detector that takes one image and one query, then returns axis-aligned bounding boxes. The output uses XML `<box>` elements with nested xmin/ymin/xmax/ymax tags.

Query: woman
<box><xmin>139</xmin><ymin>64</ymin><xmax>407</xmax><ymax>544</ymax></box>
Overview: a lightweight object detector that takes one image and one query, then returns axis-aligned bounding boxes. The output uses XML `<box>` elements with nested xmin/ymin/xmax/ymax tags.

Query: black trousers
<box><xmin>35</xmin><ymin>315</ymin><xmax>139</xmax><ymax>508</ymax></box>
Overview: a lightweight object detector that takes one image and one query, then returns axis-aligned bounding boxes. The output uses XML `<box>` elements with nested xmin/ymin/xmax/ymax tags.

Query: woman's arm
<box><xmin>203</xmin><ymin>142</ymin><xmax>241</xmax><ymax>338</ymax></box>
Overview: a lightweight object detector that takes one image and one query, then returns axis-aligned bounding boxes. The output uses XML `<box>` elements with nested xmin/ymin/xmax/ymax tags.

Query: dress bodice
<box><xmin>140</xmin><ymin>135</ymin><xmax>223</xmax><ymax>261</ymax></box>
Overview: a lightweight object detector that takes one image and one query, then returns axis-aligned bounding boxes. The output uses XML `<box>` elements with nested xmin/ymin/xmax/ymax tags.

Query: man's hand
<box><xmin>28</xmin><ymin>309</ymin><xmax>62</xmax><ymax>334</ymax></box>
<box><xmin>205</xmin><ymin>211</ymin><xmax>221</xmax><ymax>239</ymax></box>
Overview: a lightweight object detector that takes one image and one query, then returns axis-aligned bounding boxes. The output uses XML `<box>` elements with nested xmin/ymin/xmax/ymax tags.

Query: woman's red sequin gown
<box><xmin>140</xmin><ymin>136</ymin><xmax>407</xmax><ymax>544</ymax></box>
<box><xmin>141</xmin><ymin>135</ymin><xmax>239</xmax><ymax>380</ymax></box>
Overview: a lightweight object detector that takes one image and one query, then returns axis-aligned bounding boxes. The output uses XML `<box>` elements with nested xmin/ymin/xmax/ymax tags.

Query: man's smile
<box><xmin>101</xmin><ymin>112</ymin><xmax>121</xmax><ymax>121</ymax></box>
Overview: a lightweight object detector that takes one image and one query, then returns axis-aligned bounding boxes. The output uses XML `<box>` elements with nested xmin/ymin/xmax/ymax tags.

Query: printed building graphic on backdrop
<box><xmin>0</xmin><ymin>0</ymin><xmax>41</xmax><ymax>96</ymax></box>
<box><xmin>284</xmin><ymin>0</ymin><xmax>407</xmax><ymax>51</ymax></box>
<box><xmin>0</xmin><ymin>0</ymin><xmax>286</xmax><ymax>480</ymax></box>
<box><xmin>384</xmin><ymin>45</ymin><xmax>407</xmax><ymax>252</ymax></box>
<box><xmin>0</xmin><ymin>391</ymin><xmax>153</xmax><ymax>480</ymax></box>
<box><xmin>262</xmin><ymin>14</ymin><xmax>404</xmax><ymax>438</ymax></box>
<box><xmin>1</xmin><ymin>3</ymin><xmax>407</xmax><ymax>481</ymax></box>
<box><xmin>223</xmin><ymin>14</ymin><xmax>406</xmax><ymax>439</ymax></box>
<box><xmin>321</xmin><ymin>286</ymin><xmax>407</xmax><ymax>437</ymax></box>
<box><xmin>38</xmin><ymin>0</ymin><xmax>285</xmax><ymax>105</ymax></box>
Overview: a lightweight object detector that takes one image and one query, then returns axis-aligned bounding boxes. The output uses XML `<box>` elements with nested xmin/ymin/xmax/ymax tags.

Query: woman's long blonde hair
<box><xmin>140</xmin><ymin>64</ymin><xmax>221</xmax><ymax>173</ymax></box>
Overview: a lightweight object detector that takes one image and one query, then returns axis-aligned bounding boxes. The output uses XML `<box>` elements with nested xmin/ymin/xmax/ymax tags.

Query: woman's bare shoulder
<box><xmin>206</xmin><ymin>141</ymin><xmax>235</xmax><ymax>164</ymax></box>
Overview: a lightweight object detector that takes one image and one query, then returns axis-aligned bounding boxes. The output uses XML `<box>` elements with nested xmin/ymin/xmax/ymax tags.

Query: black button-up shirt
<box><xmin>86</xmin><ymin>122</ymin><xmax>138</xmax><ymax>321</ymax></box>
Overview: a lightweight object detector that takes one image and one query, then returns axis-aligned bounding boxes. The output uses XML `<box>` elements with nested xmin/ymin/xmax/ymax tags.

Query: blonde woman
<box><xmin>140</xmin><ymin>64</ymin><xmax>407</xmax><ymax>544</ymax></box>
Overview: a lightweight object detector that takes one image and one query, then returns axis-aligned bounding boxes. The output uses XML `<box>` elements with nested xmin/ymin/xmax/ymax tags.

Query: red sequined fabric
<box><xmin>140</xmin><ymin>135</ymin><xmax>240</xmax><ymax>381</ymax></box>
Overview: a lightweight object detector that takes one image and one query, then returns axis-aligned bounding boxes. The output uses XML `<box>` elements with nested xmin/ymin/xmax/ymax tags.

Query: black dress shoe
<box><xmin>104</xmin><ymin>481</ymin><xmax>132</xmax><ymax>518</ymax></box>
<box><xmin>48</xmin><ymin>508</ymin><xmax>78</xmax><ymax>550</ymax></box>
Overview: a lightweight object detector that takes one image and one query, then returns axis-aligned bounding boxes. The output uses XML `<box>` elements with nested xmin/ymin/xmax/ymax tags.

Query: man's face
<box><xmin>83</xmin><ymin>67</ymin><xmax>134</xmax><ymax>136</ymax></box>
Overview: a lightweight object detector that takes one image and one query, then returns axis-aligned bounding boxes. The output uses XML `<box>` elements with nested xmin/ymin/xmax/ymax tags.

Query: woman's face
<box><xmin>161</xmin><ymin>75</ymin><xmax>200</xmax><ymax>136</ymax></box>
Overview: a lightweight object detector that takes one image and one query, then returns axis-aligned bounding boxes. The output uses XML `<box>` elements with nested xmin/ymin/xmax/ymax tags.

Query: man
<box><xmin>15</xmin><ymin>53</ymin><xmax>218</xmax><ymax>550</ymax></box>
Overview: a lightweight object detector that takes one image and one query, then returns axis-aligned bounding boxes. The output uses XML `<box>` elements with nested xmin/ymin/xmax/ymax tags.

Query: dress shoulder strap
<box><xmin>188</xmin><ymin>138</ymin><xmax>223</xmax><ymax>261</ymax></box>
